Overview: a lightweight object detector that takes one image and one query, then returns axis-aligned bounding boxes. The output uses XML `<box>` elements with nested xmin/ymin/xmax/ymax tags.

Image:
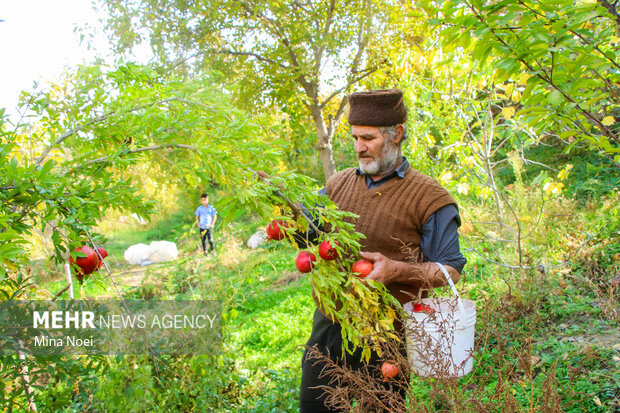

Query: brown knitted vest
<box><xmin>325</xmin><ymin>166</ymin><xmax>457</xmax><ymax>305</ymax></box>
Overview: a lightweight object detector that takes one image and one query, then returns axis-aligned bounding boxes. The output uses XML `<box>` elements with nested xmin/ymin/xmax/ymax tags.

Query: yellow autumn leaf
<box><xmin>480</xmin><ymin>187</ymin><xmax>491</xmax><ymax>200</ymax></box>
<box><xmin>519</xmin><ymin>73</ymin><xmax>531</xmax><ymax>85</ymax></box>
<box><xmin>425</xmin><ymin>133</ymin><xmax>436</xmax><ymax>146</ymax></box>
<box><xmin>602</xmin><ymin>116</ymin><xmax>615</xmax><ymax>126</ymax></box>
<box><xmin>276</xmin><ymin>160</ymin><xmax>287</xmax><ymax>172</ymax></box>
<box><xmin>501</xmin><ymin>106</ymin><xmax>515</xmax><ymax>120</ymax></box>
<box><xmin>557</xmin><ymin>164</ymin><xmax>573</xmax><ymax>180</ymax></box>
<box><xmin>271</xmin><ymin>205</ymin><xmax>283</xmax><ymax>216</ymax></box>
<box><xmin>295</xmin><ymin>220</ymin><xmax>307</xmax><ymax>232</ymax></box>
<box><xmin>544</xmin><ymin>182</ymin><xmax>564</xmax><ymax>195</ymax></box>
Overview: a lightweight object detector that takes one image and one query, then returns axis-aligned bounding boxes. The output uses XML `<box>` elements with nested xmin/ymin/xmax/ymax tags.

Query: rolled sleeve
<box><xmin>420</xmin><ymin>204</ymin><xmax>467</xmax><ymax>273</ymax></box>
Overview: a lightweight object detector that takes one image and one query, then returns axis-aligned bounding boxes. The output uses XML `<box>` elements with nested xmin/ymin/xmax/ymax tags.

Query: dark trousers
<box><xmin>300</xmin><ymin>309</ymin><xmax>407</xmax><ymax>412</ymax></box>
<box><xmin>199</xmin><ymin>227</ymin><xmax>214</xmax><ymax>252</ymax></box>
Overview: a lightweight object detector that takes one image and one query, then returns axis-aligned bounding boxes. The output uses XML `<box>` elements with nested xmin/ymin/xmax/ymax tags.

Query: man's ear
<box><xmin>392</xmin><ymin>124</ymin><xmax>405</xmax><ymax>145</ymax></box>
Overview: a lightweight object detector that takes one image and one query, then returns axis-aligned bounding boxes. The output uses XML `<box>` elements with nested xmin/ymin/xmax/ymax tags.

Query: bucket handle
<box><xmin>435</xmin><ymin>262</ymin><xmax>466</xmax><ymax>317</ymax></box>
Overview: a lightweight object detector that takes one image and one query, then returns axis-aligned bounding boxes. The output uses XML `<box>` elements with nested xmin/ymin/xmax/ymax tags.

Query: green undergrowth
<box><xmin>20</xmin><ymin>198</ymin><xmax>620</xmax><ymax>411</ymax></box>
<box><xmin>38</xmin><ymin>216</ymin><xmax>315</xmax><ymax>412</ymax></box>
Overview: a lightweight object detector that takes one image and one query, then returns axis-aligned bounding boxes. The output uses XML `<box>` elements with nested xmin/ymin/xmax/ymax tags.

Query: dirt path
<box><xmin>89</xmin><ymin>265</ymin><xmax>149</xmax><ymax>299</ymax></box>
<box><xmin>111</xmin><ymin>266</ymin><xmax>148</xmax><ymax>288</ymax></box>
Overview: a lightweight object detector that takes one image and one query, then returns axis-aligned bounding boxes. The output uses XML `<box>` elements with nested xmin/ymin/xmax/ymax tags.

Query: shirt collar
<box><xmin>356</xmin><ymin>156</ymin><xmax>409</xmax><ymax>179</ymax></box>
<box><xmin>356</xmin><ymin>157</ymin><xmax>409</xmax><ymax>189</ymax></box>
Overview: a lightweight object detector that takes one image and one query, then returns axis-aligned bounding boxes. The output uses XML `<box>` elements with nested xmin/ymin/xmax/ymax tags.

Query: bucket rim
<box><xmin>403</xmin><ymin>298</ymin><xmax>476</xmax><ymax>327</ymax></box>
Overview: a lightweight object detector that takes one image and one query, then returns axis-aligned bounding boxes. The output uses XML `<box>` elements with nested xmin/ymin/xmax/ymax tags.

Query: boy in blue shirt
<box><xmin>195</xmin><ymin>193</ymin><xmax>218</xmax><ymax>256</ymax></box>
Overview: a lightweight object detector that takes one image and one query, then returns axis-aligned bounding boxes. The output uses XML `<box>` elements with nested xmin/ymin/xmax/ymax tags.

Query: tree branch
<box><xmin>598</xmin><ymin>0</ymin><xmax>620</xmax><ymax>27</ymax></box>
<box><xmin>328</xmin><ymin>95</ymin><xmax>349</xmax><ymax>138</ymax></box>
<box><xmin>320</xmin><ymin>66</ymin><xmax>379</xmax><ymax>109</ymax></box>
<box><xmin>568</xmin><ymin>29</ymin><xmax>620</xmax><ymax>71</ymax></box>
<box><xmin>251</xmin><ymin>168</ymin><xmax>322</xmax><ymax>235</ymax></box>
<box><xmin>35</xmin><ymin>98</ymin><xmax>181</xmax><ymax>168</ymax></box>
<box><xmin>314</xmin><ymin>0</ymin><xmax>336</xmax><ymax>78</ymax></box>
<box><xmin>67</xmin><ymin>143</ymin><xmax>198</xmax><ymax>172</ymax></box>
<box><xmin>466</xmin><ymin>1</ymin><xmax>620</xmax><ymax>149</ymax></box>
<box><xmin>206</xmin><ymin>48</ymin><xmax>287</xmax><ymax>69</ymax></box>
<box><xmin>236</xmin><ymin>0</ymin><xmax>315</xmax><ymax>98</ymax></box>
<box><xmin>319</xmin><ymin>1</ymin><xmax>375</xmax><ymax>111</ymax></box>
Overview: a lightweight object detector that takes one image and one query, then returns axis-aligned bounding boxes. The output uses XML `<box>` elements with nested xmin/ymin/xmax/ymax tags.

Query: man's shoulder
<box><xmin>326</xmin><ymin>167</ymin><xmax>357</xmax><ymax>186</ymax></box>
<box><xmin>404</xmin><ymin>168</ymin><xmax>448</xmax><ymax>190</ymax></box>
<box><xmin>403</xmin><ymin>168</ymin><xmax>457</xmax><ymax>217</ymax></box>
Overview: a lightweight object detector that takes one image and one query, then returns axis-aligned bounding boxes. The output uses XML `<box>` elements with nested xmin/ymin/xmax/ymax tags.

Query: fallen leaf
<box><xmin>593</xmin><ymin>396</ymin><xmax>602</xmax><ymax>407</ymax></box>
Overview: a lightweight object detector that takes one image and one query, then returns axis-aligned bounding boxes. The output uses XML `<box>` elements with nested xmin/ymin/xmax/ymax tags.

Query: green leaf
<box><xmin>547</xmin><ymin>90</ymin><xmax>564</xmax><ymax>106</ymax></box>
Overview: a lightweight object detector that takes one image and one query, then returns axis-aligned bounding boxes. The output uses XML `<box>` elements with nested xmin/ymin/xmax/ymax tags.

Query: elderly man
<box><xmin>299</xmin><ymin>89</ymin><xmax>467</xmax><ymax>412</ymax></box>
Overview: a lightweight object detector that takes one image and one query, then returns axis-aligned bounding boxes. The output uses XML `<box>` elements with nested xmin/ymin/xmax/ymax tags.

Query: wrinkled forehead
<box><xmin>351</xmin><ymin>125</ymin><xmax>383</xmax><ymax>138</ymax></box>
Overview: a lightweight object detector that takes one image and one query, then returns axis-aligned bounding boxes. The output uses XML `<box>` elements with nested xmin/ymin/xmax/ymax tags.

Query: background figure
<box><xmin>195</xmin><ymin>193</ymin><xmax>218</xmax><ymax>256</ymax></box>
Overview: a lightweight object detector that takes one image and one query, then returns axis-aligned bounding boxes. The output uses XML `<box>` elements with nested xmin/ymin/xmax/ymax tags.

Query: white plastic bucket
<box><xmin>403</xmin><ymin>263</ymin><xmax>476</xmax><ymax>378</ymax></box>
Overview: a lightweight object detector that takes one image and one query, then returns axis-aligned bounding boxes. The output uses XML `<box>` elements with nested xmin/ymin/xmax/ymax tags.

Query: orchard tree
<box><xmin>1</xmin><ymin>61</ymin><xmax>402</xmax><ymax>408</ymax></box>
<box><xmin>432</xmin><ymin>0</ymin><xmax>620</xmax><ymax>168</ymax></box>
<box><xmin>99</xmin><ymin>0</ymin><xmax>394</xmax><ymax>180</ymax></box>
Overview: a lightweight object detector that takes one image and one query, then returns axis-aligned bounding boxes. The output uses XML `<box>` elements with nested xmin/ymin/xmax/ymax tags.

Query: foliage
<box><xmin>99</xmin><ymin>0</ymin><xmax>398</xmax><ymax>179</ymax></box>
<box><xmin>218</xmin><ymin>173</ymin><xmax>403</xmax><ymax>359</ymax></box>
<box><xmin>433</xmin><ymin>0</ymin><xmax>620</xmax><ymax>167</ymax></box>
<box><xmin>1</xmin><ymin>59</ymin><xmax>403</xmax><ymax>409</ymax></box>
<box><xmin>357</xmin><ymin>0</ymin><xmax>620</xmax><ymax>276</ymax></box>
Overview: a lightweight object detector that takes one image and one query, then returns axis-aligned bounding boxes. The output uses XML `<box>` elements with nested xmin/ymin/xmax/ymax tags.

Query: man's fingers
<box><xmin>359</xmin><ymin>251</ymin><xmax>382</xmax><ymax>261</ymax></box>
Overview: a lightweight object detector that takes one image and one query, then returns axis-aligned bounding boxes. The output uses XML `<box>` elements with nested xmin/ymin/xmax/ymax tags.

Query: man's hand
<box><xmin>359</xmin><ymin>251</ymin><xmax>401</xmax><ymax>285</ymax></box>
<box><xmin>360</xmin><ymin>251</ymin><xmax>462</xmax><ymax>289</ymax></box>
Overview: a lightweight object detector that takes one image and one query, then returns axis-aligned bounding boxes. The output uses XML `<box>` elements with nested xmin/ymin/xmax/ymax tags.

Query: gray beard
<box><xmin>358</xmin><ymin>140</ymin><xmax>401</xmax><ymax>176</ymax></box>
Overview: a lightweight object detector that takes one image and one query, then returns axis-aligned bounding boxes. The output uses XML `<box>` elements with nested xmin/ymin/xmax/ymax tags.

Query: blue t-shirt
<box><xmin>195</xmin><ymin>205</ymin><xmax>217</xmax><ymax>229</ymax></box>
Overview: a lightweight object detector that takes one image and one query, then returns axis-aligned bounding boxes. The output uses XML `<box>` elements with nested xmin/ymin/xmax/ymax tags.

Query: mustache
<box><xmin>357</xmin><ymin>152</ymin><xmax>373</xmax><ymax>158</ymax></box>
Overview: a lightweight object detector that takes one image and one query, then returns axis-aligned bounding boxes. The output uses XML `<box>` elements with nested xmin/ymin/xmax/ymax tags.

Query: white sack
<box><xmin>148</xmin><ymin>241</ymin><xmax>178</xmax><ymax>263</ymax></box>
<box><xmin>124</xmin><ymin>241</ymin><xmax>178</xmax><ymax>266</ymax></box>
<box><xmin>124</xmin><ymin>243</ymin><xmax>152</xmax><ymax>265</ymax></box>
<box><xmin>247</xmin><ymin>230</ymin><xmax>267</xmax><ymax>249</ymax></box>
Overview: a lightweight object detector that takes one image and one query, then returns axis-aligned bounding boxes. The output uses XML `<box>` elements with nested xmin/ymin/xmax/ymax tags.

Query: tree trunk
<box><xmin>598</xmin><ymin>0</ymin><xmax>620</xmax><ymax>28</ymax></box>
<box><xmin>310</xmin><ymin>104</ymin><xmax>337</xmax><ymax>180</ymax></box>
<box><xmin>318</xmin><ymin>135</ymin><xmax>337</xmax><ymax>180</ymax></box>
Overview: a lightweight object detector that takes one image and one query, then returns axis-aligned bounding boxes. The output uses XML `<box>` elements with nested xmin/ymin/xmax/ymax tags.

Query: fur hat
<box><xmin>347</xmin><ymin>89</ymin><xmax>407</xmax><ymax>126</ymax></box>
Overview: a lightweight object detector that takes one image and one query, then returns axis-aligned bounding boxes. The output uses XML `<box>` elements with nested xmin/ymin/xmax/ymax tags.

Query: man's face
<box><xmin>352</xmin><ymin>125</ymin><xmax>401</xmax><ymax>177</ymax></box>
<box><xmin>201</xmin><ymin>197</ymin><xmax>209</xmax><ymax>206</ymax></box>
